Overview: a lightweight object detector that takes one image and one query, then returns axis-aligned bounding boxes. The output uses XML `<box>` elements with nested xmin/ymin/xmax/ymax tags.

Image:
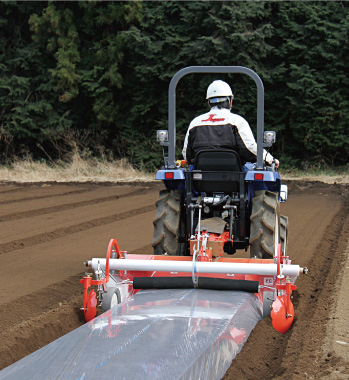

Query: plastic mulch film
<box><xmin>0</xmin><ymin>289</ymin><xmax>262</xmax><ymax>380</ymax></box>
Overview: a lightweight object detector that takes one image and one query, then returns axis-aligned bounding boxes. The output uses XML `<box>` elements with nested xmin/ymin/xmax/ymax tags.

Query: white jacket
<box><xmin>182</xmin><ymin>107</ymin><xmax>274</xmax><ymax>165</ymax></box>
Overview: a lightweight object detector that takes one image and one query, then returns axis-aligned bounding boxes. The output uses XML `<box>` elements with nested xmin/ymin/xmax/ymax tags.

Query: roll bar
<box><xmin>168</xmin><ymin>66</ymin><xmax>265</xmax><ymax>169</ymax></box>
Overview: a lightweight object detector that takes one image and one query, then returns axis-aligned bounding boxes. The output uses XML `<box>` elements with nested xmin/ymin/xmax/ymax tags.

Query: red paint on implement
<box><xmin>271</xmin><ymin>244</ymin><xmax>297</xmax><ymax>334</ymax></box>
<box><xmin>80</xmin><ymin>238</ymin><xmax>124</xmax><ymax>321</ymax></box>
<box><xmin>85</xmin><ymin>290</ymin><xmax>97</xmax><ymax>322</ymax></box>
<box><xmin>81</xmin><ymin>238</ymin><xmax>300</xmax><ymax>333</ymax></box>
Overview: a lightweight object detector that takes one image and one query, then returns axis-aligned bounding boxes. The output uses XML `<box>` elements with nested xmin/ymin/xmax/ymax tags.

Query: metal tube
<box><xmin>91</xmin><ymin>258</ymin><xmax>302</xmax><ymax>276</ymax></box>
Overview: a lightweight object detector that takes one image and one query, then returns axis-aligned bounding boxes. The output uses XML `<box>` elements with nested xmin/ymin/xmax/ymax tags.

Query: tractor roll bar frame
<box><xmin>168</xmin><ymin>66</ymin><xmax>265</xmax><ymax>169</ymax></box>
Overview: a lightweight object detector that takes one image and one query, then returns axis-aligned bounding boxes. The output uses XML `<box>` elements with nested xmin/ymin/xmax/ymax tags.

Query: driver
<box><xmin>182</xmin><ymin>80</ymin><xmax>279</xmax><ymax>168</ymax></box>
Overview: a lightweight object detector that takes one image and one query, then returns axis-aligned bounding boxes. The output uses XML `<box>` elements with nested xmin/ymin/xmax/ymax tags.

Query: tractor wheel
<box><xmin>152</xmin><ymin>189</ymin><xmax>185</xmax><ymax>255</ymax></box>
<box><xmin>280</xmin><ymin>215</ymin><xmax>288</xmax><ymax>255</ymax></box>
<box><xmin>250</xmin><ymin>190</ymin><xmax>280</xmax><ymax>259</ymax></box>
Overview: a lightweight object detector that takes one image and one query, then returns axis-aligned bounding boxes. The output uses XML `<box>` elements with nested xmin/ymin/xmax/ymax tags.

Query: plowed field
<box><xmin>0</xmin><ymin>181</ymin><xmax>348</xmax><ymax>379</ymax></box>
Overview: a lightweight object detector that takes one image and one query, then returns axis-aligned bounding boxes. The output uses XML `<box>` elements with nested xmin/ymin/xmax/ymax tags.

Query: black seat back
<box><xmin>192</xmin><ymin>149</ymin><xmax>243</xmax><ymax>194</ymax></box>
<box><xmin>194</xmin><ymin>149</ymin><xmax>242</xmax><ymax>172</ymax></box>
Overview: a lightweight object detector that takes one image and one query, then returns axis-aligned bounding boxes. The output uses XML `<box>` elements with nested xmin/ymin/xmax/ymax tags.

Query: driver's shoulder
<box><xmin>228</xmin><ymin>112</ymin><xmax>249</xmax><ymax>127</ymax></box>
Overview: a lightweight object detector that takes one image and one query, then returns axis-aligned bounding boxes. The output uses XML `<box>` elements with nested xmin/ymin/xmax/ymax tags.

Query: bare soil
<box><xmin>0</xmin><ymin>180</ymin><xmax>348</xmax><ymax>379</ymax></box>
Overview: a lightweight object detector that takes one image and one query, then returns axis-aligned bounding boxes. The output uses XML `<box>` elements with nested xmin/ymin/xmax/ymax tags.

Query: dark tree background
<box><xmin>0</xmin><ymin>1</ymin><xmax>347</xmax><ymax>169</ymax></box>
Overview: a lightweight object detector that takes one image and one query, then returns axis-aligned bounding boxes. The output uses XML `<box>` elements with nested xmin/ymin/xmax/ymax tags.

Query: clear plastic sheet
<box><xmin>0</xmin><ymin>289</ymin><xmax>262</xmax><ymax>380</ymax></box>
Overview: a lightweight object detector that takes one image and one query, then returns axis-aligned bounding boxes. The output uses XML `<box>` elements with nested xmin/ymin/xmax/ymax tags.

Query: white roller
<box><xmin>90</xmin><ymin>258</ymin><xmax>302</xmax><ymax>277</ymax></box>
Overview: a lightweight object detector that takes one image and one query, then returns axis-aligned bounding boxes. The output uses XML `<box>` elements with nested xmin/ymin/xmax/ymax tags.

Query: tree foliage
<box><xmin>265</xmin><ymin>2</ymin><xmax>349</xmax><ymax>166</ymax></box>
<box><xmin>0</xmin><ymin>1</ymin><xmax>141</xmax><ymax>159</ymax></box>
<box><xmin>0</xmin><ymin>1</ymin><xmax>347</xmax><ymax>168</ymax></box>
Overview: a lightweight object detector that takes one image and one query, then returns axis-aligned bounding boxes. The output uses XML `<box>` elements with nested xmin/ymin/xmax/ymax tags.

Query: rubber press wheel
<box><xmin>262</xmin><ymin>291</ymin><xmax>274</xmax><ymax>318</ymax></box>
<box><xmin>152</xmin><ymin>189</ymin><xmax>185</xmax><ymax>255</ymax></box>
<box><xmin>101</xmin><ymin>287</ymin><xmax>121</xmax><ymax>312</ymax></box>
<box><xmin>250</xmin><ymin>190</ymin><xmax>280</xmax><ymax>259</ymax></box>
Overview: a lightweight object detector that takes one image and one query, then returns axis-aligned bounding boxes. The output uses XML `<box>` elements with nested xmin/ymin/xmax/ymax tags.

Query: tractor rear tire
<box><xmin>280</xmin><ymin>214</ymin><xmax>288</xmax><ymax>255</ymax></box>
<box><xmin>250</xmin><ymin>190</ymin><xmax>280</xmax><ymax>259</ymax></box>
<box><xmin>152</xmin><ymin>189</ymin><xmax>185</xmax><ymax>255</ymax></box>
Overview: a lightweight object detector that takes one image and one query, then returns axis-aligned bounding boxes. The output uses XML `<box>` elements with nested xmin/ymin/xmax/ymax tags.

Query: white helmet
<box><xmin>206</xmin><ymin>80</ymin><xmax>233</xmax><ymax>102</ymax></box>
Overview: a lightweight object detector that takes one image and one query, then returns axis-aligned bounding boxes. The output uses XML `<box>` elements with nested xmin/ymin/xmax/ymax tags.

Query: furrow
<box><xmin>0</xmin><ymin>204</ymin><xmax>155</xmax><ymax>255</ymax></box>
<box><xmin>0</xmin><ymin>186</ymin><xmax>26</xmax><ymax>194</ymax></box>
<box><xmin>0</xmin><ymin>188</ymin><xmax>147</xmax><ymax>222</ymax></box>
<box><xmin>0</xmin><ymin>187</ymin><xmax>93</xmax><ymax>205</ymax></box>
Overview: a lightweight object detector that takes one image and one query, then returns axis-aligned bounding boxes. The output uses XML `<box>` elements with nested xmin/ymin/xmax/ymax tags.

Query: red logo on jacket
<box><xmin>201</xmin><ymin>114</ymin><xmax>225</xmax><ymax>122</ymax></box>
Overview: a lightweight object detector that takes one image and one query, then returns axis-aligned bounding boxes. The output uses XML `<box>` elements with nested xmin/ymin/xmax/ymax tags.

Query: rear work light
<box><xmin>254</xmin><ymin>173</ymin><xmax>264</xmax><ymax>180</ymax></box>
<box><xmin>156</xmin><ymin>130</ymin><xmax>168</xmax><ymax>143</ymax></box>
<box><xmin>165</xmin><ymin>172</ymin><xmax>174</xmax><ymax>179</ymax></box>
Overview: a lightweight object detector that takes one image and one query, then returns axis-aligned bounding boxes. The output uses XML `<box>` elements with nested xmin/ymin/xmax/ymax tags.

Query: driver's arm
<box><xmin>232</xmin><ymin>115</ymin><xmax>276</xmax><ymax>165</ymax></box>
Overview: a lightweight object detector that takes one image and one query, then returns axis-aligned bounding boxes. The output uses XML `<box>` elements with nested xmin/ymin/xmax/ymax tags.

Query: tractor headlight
<box><xmin>157</xmin><ymin>130</ymin><xmax>168</xmax><ymax>143</ymax></box>
<box><xmin>264</xmin><ymin>131</ymin><xmax>276</xmax><ymax>144</ymax></box>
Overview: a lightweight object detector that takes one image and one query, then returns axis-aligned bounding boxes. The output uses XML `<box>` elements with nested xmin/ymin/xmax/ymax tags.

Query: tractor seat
<box><xmin>194</xmin><ymin>149</ymin><xmax>242</xmax><ymax>172</ymax></box>
<box><xmin>192</xmin><ymin>149</ymin><xmax>244</xmax><ymax>194</ymax></box>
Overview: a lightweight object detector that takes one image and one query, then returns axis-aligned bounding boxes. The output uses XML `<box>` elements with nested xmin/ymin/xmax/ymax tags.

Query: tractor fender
<box><xmin>245</xmin><ymin>170</ymin><xmax>282</xmax><ymax>207</ymax></box>
<box><xmin>155</xmin><ymin>169</ymin><xmax>186</xmax><ymax>190</ymax></box>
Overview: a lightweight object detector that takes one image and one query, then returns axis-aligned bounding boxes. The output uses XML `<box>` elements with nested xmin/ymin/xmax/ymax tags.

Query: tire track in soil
<box><xmin>223</xmin><ymin>186</ymin><xmax>348</xmax><ymax>380</ymax></box>
<box><xmin>0</xmin><ymin>204</ymin><xmax>155</xmax><ymax>255</ymax></box>
<box><xmin>0</xmin><ymin>187</ymin><xmax>148</xmax><ymax>222</ymax></box>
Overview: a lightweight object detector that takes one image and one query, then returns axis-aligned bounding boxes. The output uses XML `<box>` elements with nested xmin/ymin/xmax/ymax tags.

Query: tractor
<box><xmin>79</xmin><ymin>67</ymin><xmax>303</xmax><ymax>335</ymax></box>
<box><xmin>152</xmin><ymin>66</ymin><xmax>289</xmax><ymax>260</ymax></box>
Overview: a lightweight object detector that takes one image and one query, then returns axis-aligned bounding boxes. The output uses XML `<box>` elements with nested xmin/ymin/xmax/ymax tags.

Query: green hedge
<box><xmin>0</xmin><ymin>1</ymin><xmax>347</xmax><ymax>169</ymax></box>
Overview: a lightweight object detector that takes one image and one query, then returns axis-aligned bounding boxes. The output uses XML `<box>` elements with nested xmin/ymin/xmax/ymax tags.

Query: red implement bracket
<box><xmin>271</xmin><ymin>243</ymin><xmax>297</xmax><ymax>333</ymax></box>
<box><xmin>80</xmin><ymin>238</ymin><xmax>125</xmax><ymax>322</ymax></box>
